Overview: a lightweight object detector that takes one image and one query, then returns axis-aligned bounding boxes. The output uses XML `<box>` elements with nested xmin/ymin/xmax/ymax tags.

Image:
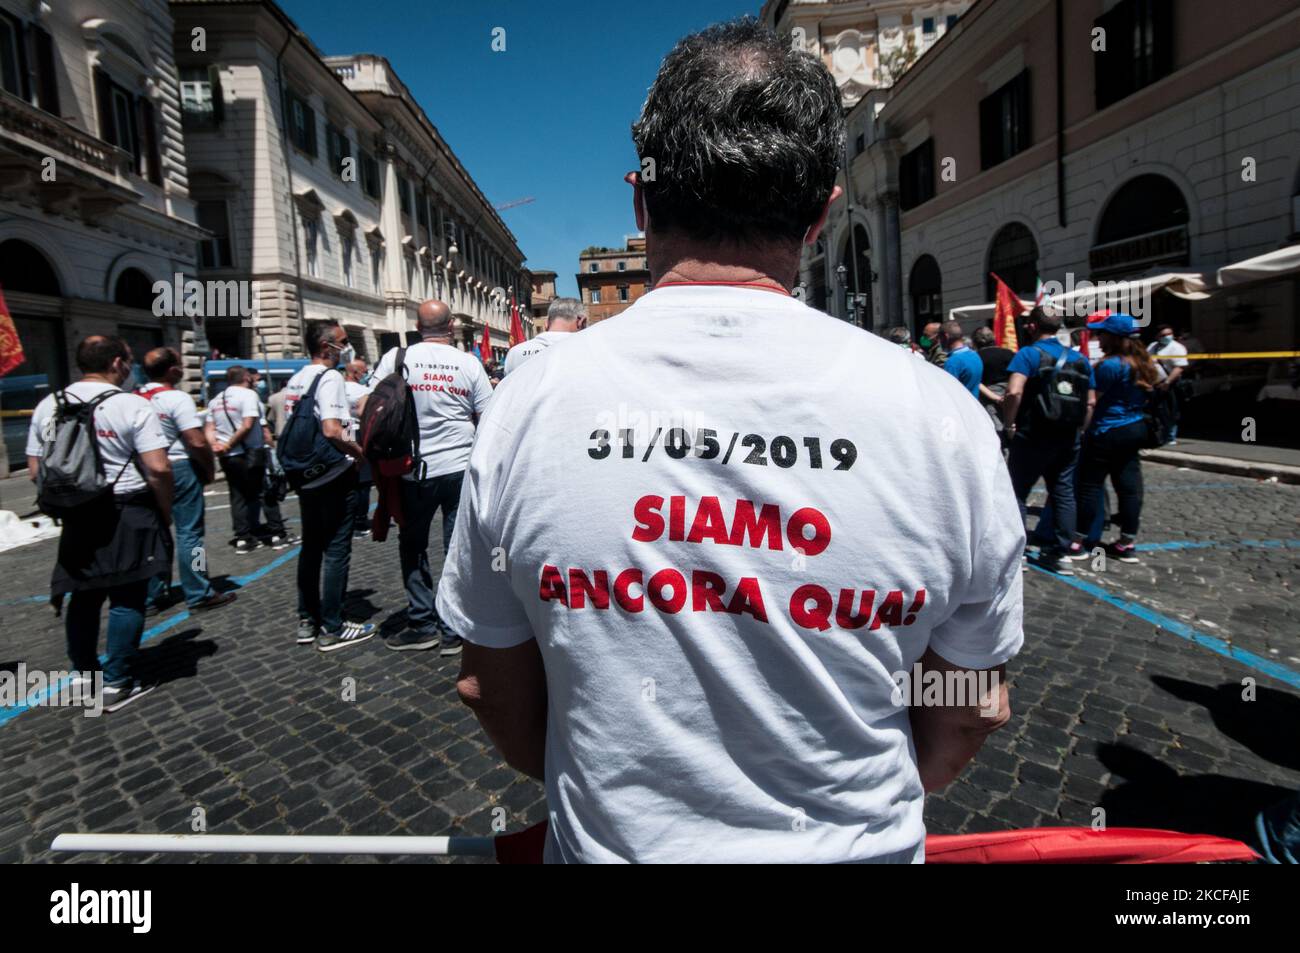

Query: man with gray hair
<box><xmin>503</xmin><ymin>297</ymin><xmax>586</xmax><ymax>376</ymax></box>
<box><xmin>440</xmin><ymin>18</ymin><xmax>1022</xmax><ymax>863</ymax></box>
<box><xmin>374</xmin><ymin>299</ymin><xmax>492</xmax><ymax>655</ymax></box>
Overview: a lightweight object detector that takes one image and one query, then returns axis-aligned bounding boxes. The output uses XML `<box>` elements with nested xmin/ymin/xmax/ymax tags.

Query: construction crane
<box><xmin>494</xmin><ymin>196</ymin><xmax>535</xmax><ymax>212</ymax></box>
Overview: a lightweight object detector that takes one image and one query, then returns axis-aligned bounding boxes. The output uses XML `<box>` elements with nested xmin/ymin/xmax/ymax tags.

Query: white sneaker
<box><xmin>315</xmin><ymin>621</ymin><xmax>377</xmax><ymax>653</ymax></box>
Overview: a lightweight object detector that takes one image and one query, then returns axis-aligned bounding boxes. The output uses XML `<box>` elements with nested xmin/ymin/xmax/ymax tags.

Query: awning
<box><xmin>947</xmin><ymin>271</ymin><xmax>1211</xmax><ymax>328</ymax></box>
<box><xmin>1217</xmin><ymin>243</ymin><xmax>1300</xmax><ymax>287</ymax></box>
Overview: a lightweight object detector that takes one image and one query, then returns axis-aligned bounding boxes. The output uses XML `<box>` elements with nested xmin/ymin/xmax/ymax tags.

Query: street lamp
<box><xmin>835</xmin><ymin>263</ymin><xmax>850</xmax><ymax>322</ymax></box>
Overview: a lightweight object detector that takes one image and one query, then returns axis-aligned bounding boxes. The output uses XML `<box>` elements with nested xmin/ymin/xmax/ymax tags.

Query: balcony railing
<box><xmin>0</xmin><ymin>88</ymin><xmax>132</xmax><ymax>181</ymax></box>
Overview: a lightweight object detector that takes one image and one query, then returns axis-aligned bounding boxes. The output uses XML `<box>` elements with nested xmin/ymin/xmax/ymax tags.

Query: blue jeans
<box><xmin>398</xmin><ymin>471</ymin><xmax>465</xmax><ymax>637</ymax></box>
<box><xmin>1008</xmin><ymin>432</ymin><xmax>1080</xmax><ymax>555</ymax></box>
<box><xmin>66</xmin><ymin>580</ymin><xmax>149</xmax><ymax>688</ymax></box>
<box><xmin>296</xmin><ymin>470</ymin><xmax>358</xmax><ymax>634</ymax></box>
<box><xmin>148</xmin><ymin>459</ymin><xmax>216</xmax><ymax>608</ymax></box>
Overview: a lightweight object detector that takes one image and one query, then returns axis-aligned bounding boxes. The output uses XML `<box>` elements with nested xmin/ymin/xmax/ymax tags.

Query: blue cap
<box><xmin>1086</xmin><ymin>312</ymin><xmax>1136</xmax><ymax>336</ymax></box>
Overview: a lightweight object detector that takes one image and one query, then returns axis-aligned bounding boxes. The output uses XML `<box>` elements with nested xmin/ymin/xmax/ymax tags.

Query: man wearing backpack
<box><xmin>1000</xmin><ymin>309</ymin><xmax>1096</xmax><ymax>575</ymax></box>
<box><xmin>281</xmin><ymin>321</ymin><xmax>375</xmax><ymax>652</ymax></box>
<box><xmin>25</xmin><ymin>336</ymin><xmax>174</xmax><ymax>712</ymax></box>
<box><xmin>138</xmin><ymin>347</ymin><xmax>236</xmax><ymax>615</ymax></box>
<box><xmin>205</xmin><ymin>365</ymin><xmax>268</xmax><ymax>555</ymax></box>
<box><xmin>372</xmin><ymin>299</ymin><xmax>492</xmax><ymax>655</ymax></box>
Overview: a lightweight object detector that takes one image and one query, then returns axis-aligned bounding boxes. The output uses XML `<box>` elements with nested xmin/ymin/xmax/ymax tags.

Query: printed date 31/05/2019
<box><xmin>587</xmin><ymin>429</ymin><xmax>858</xmax><ymax>470</ymax></box>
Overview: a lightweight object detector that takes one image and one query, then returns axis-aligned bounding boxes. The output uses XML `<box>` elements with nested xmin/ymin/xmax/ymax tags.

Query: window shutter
<box><xmin>1016</xmin><ymin>69</ymin><xmax>1032</xmax><ymax>153</ymax></box>
<box><xmin>140</xmin><ymin>97</ymin><xmax>162</xmax><ymax>185</ymax></box>
<box><xmin>33</xmin><ymin>26</ymin><xmax>57</xmax><ymax>113</ymax></box>
<box><xmin>14</xmin><ymin>15</ymin><xmax>30</xmax><ymax>102</ymax></box>
<box><xmin>978</xmin><ymin>92</ymin><xmax>995</xmax><ymax>170</ymax></box>
<box><xmin>94</xmin><ymin>67</ymin><xmax>116</xmax><ymax>144</ymax></box>
<box><xmin>208</xmin><ymin>64</ymin><xmax>224</xmax><ymax>125</ymax></box>
<box><xmin>1151</xmin><ymin>0</ymin><xmax>1174</xmax><ymax>80</ymax></box>
<box><xmin>304</xmin><ymin>101</ymin><xmax>317</xmax><ymax>156</ymax></box>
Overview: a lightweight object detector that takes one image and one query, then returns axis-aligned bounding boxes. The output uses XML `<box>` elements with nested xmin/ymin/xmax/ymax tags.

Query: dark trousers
<box><xmin>1008</xmin><ymin>433</ymin><xmax>1080</xmax><ymax>555</ymax></box>
<box><xmin>297</xmin><ymin>469</ymin><xmax>358</xmax><ymax>634</ymax></box>
<box><xmin>148</xmin><ymin>459</ymin><xmax>215</xmax><ymax>607</ymax></box>
<box><xmin>1077</xmin><ymin>420</ymin><xmax>1147</xmax><ymax>541</ymax></box>
<box><xmin>398</xmin><ymin>471</ymin><xmax>465</xmax><ymax>637</ymax></box>
<box><xmin>220</xmin><ymin>452</ymin><xmax>264</xmax><ymax>545</ymax></box>
<box><xmin>353</xmin><ymin>481</ymin><xmax>373</xmax><ymax>533</ymax></box>
<box><xmin>66</xmin><ymin>580</ymin><xmax>149</xmax><ymax>687</ymax></box>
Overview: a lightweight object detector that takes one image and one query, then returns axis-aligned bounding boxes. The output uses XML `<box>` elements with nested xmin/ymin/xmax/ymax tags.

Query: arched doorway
<box><xmin>839</xmin><ymin>224</ymin><xmax>872</xmax><ymax>329</ymax></box>
<box><xmin>0</xmin><ymin>240</ymin><xmax>66</xmax><ymax>470</ymax></box>
<box><xmin>1090</xmin><ymin>173</ymin><xmax>1189</xmax><ymax>278</ymax></box>
<box><xmin>909</xmin><ymin>254</ymin><xmax>942</xmax><ymax>339</ymax></box>
<box><xmin>113</xmin><ymin>267</ymin><xmax>156</xmax><ymax>310</ymax></box>
<box><xmin>985</xmin><ymin>222</ymin><xmax>1038</xmax><ymax>302</ymax></box>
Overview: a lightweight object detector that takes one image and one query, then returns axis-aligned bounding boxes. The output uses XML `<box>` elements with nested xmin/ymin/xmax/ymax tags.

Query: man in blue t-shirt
<box><xmin>940</xmin><ymin>321</ymin><xmax>983</xmax><ymax>398</ymax></box>
<box><xmin>1000</xmin><ymin>309</ymin><xmax>1096</xmax><ymax>574</ymax></box>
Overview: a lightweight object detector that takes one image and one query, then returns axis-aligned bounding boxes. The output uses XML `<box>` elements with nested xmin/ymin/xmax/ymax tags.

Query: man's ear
<box><xmin>625</xmin><ymin>171</ymin><xmax>646</xmax><ymax>232</ymax></box>
<box><xmin>804</xmin><ymin>185</ymin><xmax>844</xmax><ymax>245</ymax></box>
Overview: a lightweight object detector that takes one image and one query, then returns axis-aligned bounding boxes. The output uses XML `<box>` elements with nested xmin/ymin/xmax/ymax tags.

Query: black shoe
<box><xmin>268</xmin><ymin>533</ymin><xmax>299</xmax><ymax>551</ymax></box>
<box><xmin>101</xmin><ymin>681</ymin><xmax>157</xmax><ymax>713</ymax></box>
<box><xmin>234</xmin><ymin>539</ymin><xmax>260</xmax><ymax>555</ymax></box>
<box><xmin>192</xmin><ymin>591</ymin><xmax>237</xmax><ymax>612</ymax></box>
<box><xmin>384</xmin><ymin>629</ymin><xmax>440</xmax><ymax>652</ymax></box>
<box><xmin>1105</xmin><ymin>541</ymin><xmax>1140</xmax><ymax>563</ymax></box>
<box><xmin>438</xmin><ymin>634</ymin><xmax>463</xmax><ymax>657</ymax></box>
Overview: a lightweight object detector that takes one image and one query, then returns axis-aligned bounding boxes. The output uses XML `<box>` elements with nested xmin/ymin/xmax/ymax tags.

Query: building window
<box><xmin>417</xmin><ymin>192</ymin><xmax>430</xmax><ymax>230</ymax></box>
<box><xmin>284</xmin><ymin>89</ymin><xmax>317</xmax><ymax>157</ymax></box>
<box><xmin>196</xmin><ymin>199</ymin><xmax>233</xmax><ymax>268</ymax></box>
<box><xmin>899</xmin><ymin>138</ymin><xmax>935</xmax><ymax>210</ymax></box>
<box><xmin>1090</xmin><ymin>174</ymin><xmax>1189</xmax><ymax>277</ymax></box>
<box><xmin>590</xmin><ymin>288</ymin><xmax>601</xmax><ymax>304</ymax></box>
<box><xmin>617</xmin><ymin>261</ymin><xmax>626</xmax><ymax>271</ymax></box>
<box><xmin>1094</xmin><ymin>0</ymin><xmax>1174</xmax><ymax>111</ymax></box>
<box><xmin>360</xmin><ymin>150</ymin><xmax>380</xmax><ymax>200</ymax></box>
<box><xmin>1</xmin><ymin>15</ymin><xmax>58</xmax><ymax>113</ymax></box>
<box><xmin>341</xmin><ymin>234</ymin><xmax>356</xmax><ymax>288</ymax></box>
<box><xmin>922</xmin><ymin>17</ymin><xmax>935</xmax><ymax>34</ymax></box>
<box><xmin>946</xmin><ymin>14</ymin><xmax>958</xmax><ymax>29</ymax></box>
<box><xmin>984</xmin><ymin>222</ymin><xmax>1038</xmax><ymax>302</ymax></box>
<box><xmin>326</xmin><ymin>124</ymin><xmax>350</xmax><ymax>179</ymax></box>
<box><xmin>909</xmin><ymin>255</ymin><xmax>942</xmax><ymax>337</ymax></box>
<box><xmin>618</xmin><ymin>285</ymin><xmax>629</xmax><ymax>302</ymax></box>
<box><xmin>94</xmin><ymin>68</ymin><xmax>162</xmax><ymax>184</ymax></box>
<box><xmin>0</xmin><ymin>12</ymin><xmax>23</xmax><ymax>98</ymax></box>
<box><xmin>398</xmin><ymin>175</ymin><xmax>411</xmax><ymax>217</ymax></box>
<box><xmin>304</xmin><ymin>218</ymin><xmax>319</xmax><ymax>278</ymax></box>
<box><xmin>978</xmin><ymin>70</ymin><xmax>1031</xmax><ymax>170</ymax></box>
<box><xmin>371</xmin><ymin>247</ymin><xmax>383</xmax><ymax>291</ymax></box>
<box><xmin>180</xmin><ymin>66</ymin><xmax>222</xmax><ymax>129</ymax></box>
<box><xmin>588</xmin><ymin>263</ymin><xmax>598</xmax><ymax>273</ymax></box>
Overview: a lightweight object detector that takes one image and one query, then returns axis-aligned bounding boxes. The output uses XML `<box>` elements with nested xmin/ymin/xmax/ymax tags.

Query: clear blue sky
<box><xmin>279</xmin><ymin>0</ymin><xmax>758</xmax><ymax>297</ymax></box>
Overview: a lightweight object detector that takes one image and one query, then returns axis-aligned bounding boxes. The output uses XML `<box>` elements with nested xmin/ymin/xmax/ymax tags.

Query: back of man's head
<box><xmin>885</xmin><ymin>326</ymin><xmax>911</xmax><ymax>347</ymax></box>
<box><xmin>225</xmin><ymin>365</ymin><xmax>248</xmax><ymax>387</ymax></box>
<box><xmin>346</xmin><ymin>360</ymin><xmax>367</xmax><ymax>381</ymax></box>
<box><xmin>76</xmin><ymin>335</ymin><xmax>131</xmax><ymax>375</ymax></box>
<box><xmin>1032</xmin><ymin>310</ymin><xmax>1063</xmax><ymax>337</ymax></box>
<box><xmin>971</xmin><ymin>327</ymin><xmax>996</xmax><ymax>349</ymax></box>
<box><xmin>143</xmin><ymin>346</ymin><xmax>181</xmax><ymax>381</ymax></box>
<box><xmin>546</xmin><ymin>297</ymin><xmax>587</xmax><ymax>331</ymax></box>
<box><xmin>416</xmin><ymin>299</ymin><xmax>454</xmax><ymax>339</ymax></box>
<box><xmin>632</xmin><ymin>18</ymin><xmax>843</xmax><ymax>247</ymax></box>
<box><xmin>940</xmin><ymin>320</ymin><xmax>965</xmax><ymax>346</ymax></box>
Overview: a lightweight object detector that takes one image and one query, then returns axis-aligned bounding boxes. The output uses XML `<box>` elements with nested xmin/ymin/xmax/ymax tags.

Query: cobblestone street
<box><xmin>1</xmin><ymin>462</ymin><xmax>1297</xmax><ymax>863</ymax></box>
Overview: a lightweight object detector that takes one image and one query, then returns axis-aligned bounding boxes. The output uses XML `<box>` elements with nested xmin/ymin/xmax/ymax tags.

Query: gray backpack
<box><xmin>35</xmin><ymin>389</ymin><xmax>135</xmax><ymax>517</ymax></box>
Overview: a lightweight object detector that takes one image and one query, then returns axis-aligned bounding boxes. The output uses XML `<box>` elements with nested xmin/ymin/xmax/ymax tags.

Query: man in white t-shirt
<box><xmin>26</xmin><ymin>336</ymin><xmax>175</xmax><ymax>712</ymax></box>
<box><xmin>374</xmin><ymin>299</ymin><xmax>492</xmax><ymax>655</ymax></box>
<box><xmin>1148</xmin><ymin>324</ymin><xmax>1189</xmax><ymax>443</ymax></box>
<box><xmin>138</xmin><ymin>347</ymin><xmax>235</xmax><ymax>614</ymax></box>
<box><xmin>204</xmin><ymin>366</ymin><xmax>266</xmax><ymax>554</ymax></box>
<box><xmin>246</xmin><ymin>367</ymin><xmax>290</xmax><ymax>546</ymax></box>
<box><xmin>344</xmin><ymin>358</ymin><xmax>373</xmax><ymax>537</ymax></box>
<box><xmin>504</xmin><ymin>297</ymin><xmax>585</xmax><ymax>376</ymax></box>
<box><xmin>282</xmin><ymin>321</ymin><xmax>375</xmax><ymax>652</ymax></box>
<box><xmin>438</xmin><ymin>20</ymin><xmax>1023</xmax><ymax>863</ymax></box>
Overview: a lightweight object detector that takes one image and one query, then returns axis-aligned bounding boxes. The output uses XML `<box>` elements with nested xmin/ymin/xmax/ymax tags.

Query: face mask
<box><xmin>329</xmin><ymin>342</ymin><xmax>356</xmax><ymax>366</ymax></box>
<box><xmin>1159</xmin><ymin>335</ymin><xmax>1173</xmax><ymax>345</ymax></box>
<box><xmin>919</xmin><ymin>336</ymin><xmax>932</xmax><ymax>349</ymax></box>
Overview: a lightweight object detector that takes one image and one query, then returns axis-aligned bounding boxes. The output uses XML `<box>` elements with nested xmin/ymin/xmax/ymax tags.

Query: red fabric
<box><xmin>136</xmin><ymin>383</ymin><xmax>172</xmax><ymax>399</ymax></box>
<box><xmin>0</xmin><ymin>283</ymin><xmax>25</xmax><ymax>378</ymax></box>
<box><xmin>493</xmin><ymin>823</ymin><xmax>1257</xmax><ymax>864</ymax></box>
<box><xmin>509</xmin><ymin>297</ymin><xmax>527</xmax><ymax>349</ymax></box>
<box><xmin>370</xmin><ymin>465</ymin><xmax>410</xmax><ymax>543</ymax></box>
<box><xmin>926</xmin><ymin>827</ymin><xmax>1258</xmax><ymax>864</ymax></box>
<box><xmin>495</xmin><ymin>820</ymin><xmax>548</xmax><ymax>864</ymax></box>
<box><xmin>479</xmin><ymin>321</ymin><xmax>493</xmax><ymax>365</ymax></box>
<box><xmin>990</xmin><ymin>272</ymin><xmax>1023</xmax><ymax>351</ymax></box>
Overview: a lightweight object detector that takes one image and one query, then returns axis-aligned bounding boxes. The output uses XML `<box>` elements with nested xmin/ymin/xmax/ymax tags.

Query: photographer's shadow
<box><xmin>1151</xmin><ymin>674</ymin><xmax>1300</xmax><ymax>772</ymax></box>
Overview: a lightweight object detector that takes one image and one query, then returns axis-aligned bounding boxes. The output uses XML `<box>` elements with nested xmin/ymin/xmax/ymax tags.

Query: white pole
<box><xmin>52</xmin><ymin>833</ymin><xmax>496</xmax><ymax>856</ymax></box>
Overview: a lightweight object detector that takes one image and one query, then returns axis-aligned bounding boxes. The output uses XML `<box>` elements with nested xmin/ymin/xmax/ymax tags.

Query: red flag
<box><xmin>479</xmin><ymin>321</ymin><xmax>493</xmax><ymax>365</ymax></box>
<box><xmin>509</xmin><ymin>295</ymin><xmax>527</xmax><ymax>349</ymax></box>
<box><xmin>0</xmin><ymin>283</ymin><xmax>25</xmax><ymax>377</ymax></box>
<box><xmin>990</xmin><ymin>272</ymin><xmax>1023</xmax><ymax>351</ymax></box>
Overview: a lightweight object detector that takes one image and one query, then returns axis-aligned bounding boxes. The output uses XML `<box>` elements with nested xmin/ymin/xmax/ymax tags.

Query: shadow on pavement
<box><xmin>134</xmin><ymin>628</ymin><xmax>218</xmax><ymax>687</ymax></box>
<box><xmin>1151</xmin><ymin>675</ymin><xmax>1300</xmax><ymax>772</ymax></box>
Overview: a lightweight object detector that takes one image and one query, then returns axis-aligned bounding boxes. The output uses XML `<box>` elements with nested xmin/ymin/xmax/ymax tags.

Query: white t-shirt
<box><xmin>139</xmin><ymin>385</ymin><xmax>202</xmax><ymax>462</ymax></box>
<box><xmin>344</xmin><ymin>379</ymin><xmax>371</xmax><ymax>427</ymax></box>
<box><xmin>26</xmin><ymin>381</ymin><xmax>168</xmax><ymax>496</ymax></box>
<box><xmin>504</xmin><ymin>330</ymin><xmax>572</xmax><ymax>376</ymax></box>
<box><xmin>374</xmin><ymin>341</ymin><xmax>493</xmax><ymax>479</ymax></box>
<box><xmin>282</xmin><ymin>364</ymin><xmax>352</xmax><ymax>489</ymax></box>
<box><xmin>436</xmin><ymin>285</ymin><xmax>1025</xmax><ymax>864</ymax></box>
<box><xmin>208</xmin><ymin>385</ymin><xmax>264</xmax><ymax>456</ymax></box>
<box><xmin>1148</xmin><ymin>339</ymin><xmax>1189</xmax><ymax>368</ymax></box>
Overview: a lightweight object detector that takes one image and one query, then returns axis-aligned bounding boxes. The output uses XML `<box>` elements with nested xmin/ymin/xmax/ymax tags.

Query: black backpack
<box><xmin>1029</xmin><ymin>347</ymin><xmax>1091</xmax><ymax>432</ymax></box>
<box><xmin>278</xmin><ymin>369</ymin><xmax>348</xmax><ymax>490</ymax></box>
<box><xmin>35</xmin><ymin>389</ymin><xmax>135</xmax><ymax>517</ymax></box>
<box><xmin>359</xmin><ymin>347</ymin><xmax>421</xmax><ymax>478</ymax></box>
<box><xmin>1142</xmin><ymin>385</ymin><xmax>1177</xmax><ymax>449</ymax></box>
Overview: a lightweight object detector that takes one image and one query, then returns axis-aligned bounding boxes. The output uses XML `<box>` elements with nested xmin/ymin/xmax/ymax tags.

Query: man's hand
<box><xmin>909</xmin><ymin>648</ymin><xmax>1010</xmax><ymax>792</ymax></box>
<box><xmin>458</xmin><ymin>639</ymin><xmax>547</xmax><ymax>780</ymax></box>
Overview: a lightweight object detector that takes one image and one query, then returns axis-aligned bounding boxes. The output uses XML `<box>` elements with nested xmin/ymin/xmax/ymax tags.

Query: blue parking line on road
<box><xmin>0</xmin><ymin>546</ymin><xmax>303</xmax><ymax>727</ymax></box>
<box><xmin>1027</xmin><ymin>564</ymin><xmax>1300</xmax><ymax>690</ymax></box>
<box><xmin>1134</xmin><ymin>539</ymin><xmax>1300</xmax><ymax>552</ymax></box>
